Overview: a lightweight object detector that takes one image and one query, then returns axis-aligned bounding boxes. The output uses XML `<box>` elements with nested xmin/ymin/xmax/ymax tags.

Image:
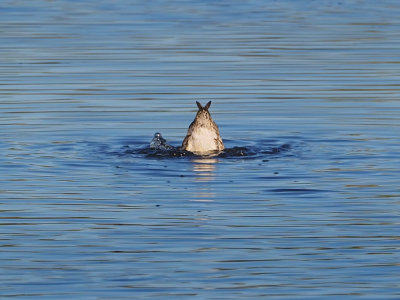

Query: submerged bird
<box><xmin>181</xmin><ymin>101</ymin><xmax>224</xmax><ymax>154</ymax></box>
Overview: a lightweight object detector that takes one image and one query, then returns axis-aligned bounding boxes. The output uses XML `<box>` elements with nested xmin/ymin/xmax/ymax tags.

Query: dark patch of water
<box><xmin>269</xmin><ymin>188</ymin><xmax>327</xmax><ymax>194</ymax></box>
<box><xmin>119</xmin><ymin>139</ymin><xmax>292</xmax><ymax>159</ymax></box>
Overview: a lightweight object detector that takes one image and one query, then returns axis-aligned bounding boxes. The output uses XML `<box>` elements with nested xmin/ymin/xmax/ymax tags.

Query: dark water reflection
<box><xmin>1</xmin><ymin>0</ymin><xmax>400</xmax><ymax>299</ymax></box>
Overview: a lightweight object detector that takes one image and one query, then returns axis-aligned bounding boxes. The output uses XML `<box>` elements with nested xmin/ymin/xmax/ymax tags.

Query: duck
<box><xmin>181</xmin><ymin>101</ymin><xmax>224</xmax><ymax>154</ymax></box>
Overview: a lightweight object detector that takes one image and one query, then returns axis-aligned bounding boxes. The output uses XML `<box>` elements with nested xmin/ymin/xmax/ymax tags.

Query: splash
<box><xmin>122</xmin><ymin>132</ymin><xmax>292</xmax><ymax>159</ymax></box>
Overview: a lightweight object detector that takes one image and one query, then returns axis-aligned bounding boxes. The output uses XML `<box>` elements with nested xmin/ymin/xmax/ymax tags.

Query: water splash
<box><xmin>121</xmin><ymin>133</ymin><xmax>292</xmax><ymax>159</ymax></box>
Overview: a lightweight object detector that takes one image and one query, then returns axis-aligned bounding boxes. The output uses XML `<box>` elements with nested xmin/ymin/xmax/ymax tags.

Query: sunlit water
<box><xmin>1</xmin><ymin>0</ymin><xmax>400</xmax><ymax>299</ymax></box>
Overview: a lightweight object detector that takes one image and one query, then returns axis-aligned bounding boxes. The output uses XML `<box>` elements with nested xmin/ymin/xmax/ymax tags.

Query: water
<box><xmin>1</xmin><ymin>0</ymin><xmax>400</xmax><ymax>299</ymax></box>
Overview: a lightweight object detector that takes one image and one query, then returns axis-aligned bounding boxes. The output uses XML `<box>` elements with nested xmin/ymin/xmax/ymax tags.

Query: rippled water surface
<box><xmin>1</xmin><ymin>0</ymin><xmax>400</xmax><ymax>299</ymax></box>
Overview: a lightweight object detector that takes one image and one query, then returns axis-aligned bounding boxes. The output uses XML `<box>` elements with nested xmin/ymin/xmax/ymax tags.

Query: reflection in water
<box><xmin>192</xmin><ymin>158</ymin><xmax>218</xmax><ymax>201</ymax></box>
<box><xmin>192</xmin><ymin>158</ymin><xmax>218</xmax><ymax>182</ymax></box>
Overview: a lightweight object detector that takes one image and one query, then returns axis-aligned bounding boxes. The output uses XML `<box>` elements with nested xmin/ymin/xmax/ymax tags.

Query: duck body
<box><xmin>181</xmin><ymin>101</ymin><xmax>224</xmax><ymax>154</ymax></box>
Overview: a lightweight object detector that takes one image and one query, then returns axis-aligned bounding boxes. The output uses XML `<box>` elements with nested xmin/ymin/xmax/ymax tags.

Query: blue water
<box><xmin>1</xmin><ymin>0</ymin><xmax>400</xmax><ymax>299</ymax></box>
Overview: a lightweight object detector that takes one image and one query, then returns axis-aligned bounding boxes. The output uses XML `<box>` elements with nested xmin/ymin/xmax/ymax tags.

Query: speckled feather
<box><xmin>182</xmin><ymin>101</ymin><xmax>224</xmax><ymax>154</ymax></box>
